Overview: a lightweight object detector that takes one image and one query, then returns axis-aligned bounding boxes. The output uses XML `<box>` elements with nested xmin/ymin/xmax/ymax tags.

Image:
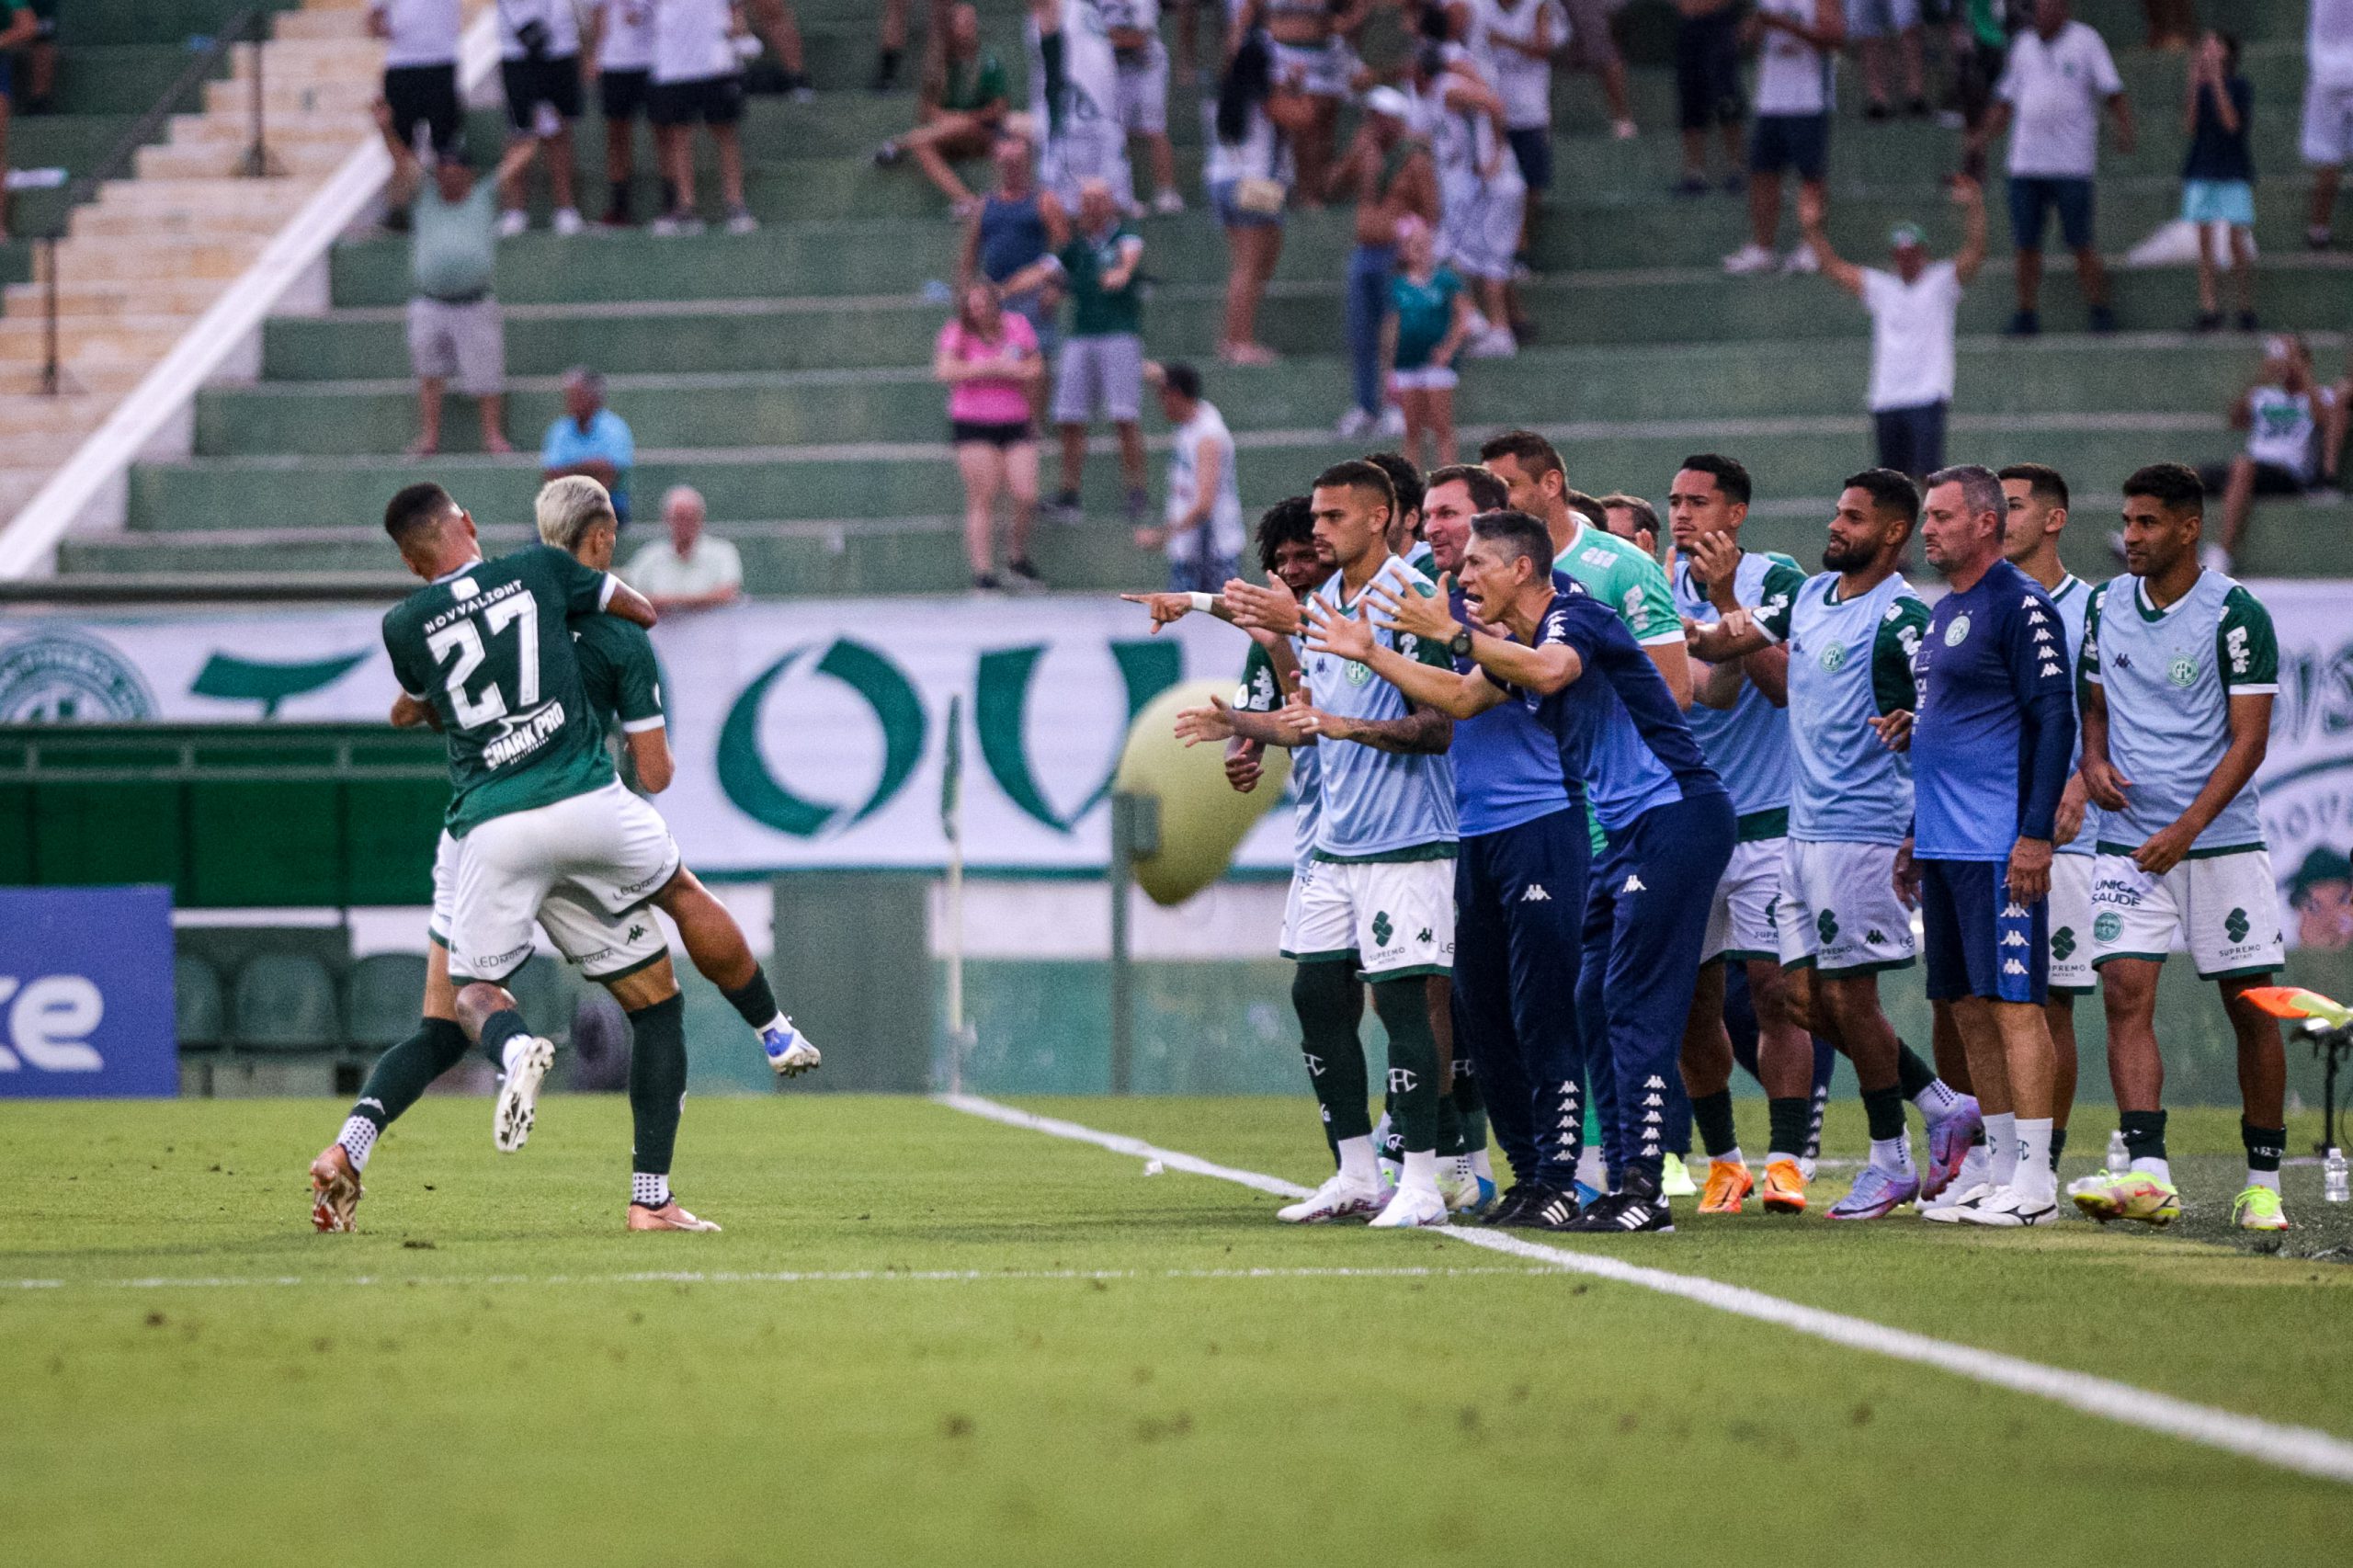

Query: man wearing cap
<box><xmin>1800</xmin><ymin>178</ymin><xmax>1986</xmax><ymax>480</ymax></box>
<box><xmin>1331</xmin><ymin>85</ymin><xmax>1438</xmax><ymax>440</ymax></box>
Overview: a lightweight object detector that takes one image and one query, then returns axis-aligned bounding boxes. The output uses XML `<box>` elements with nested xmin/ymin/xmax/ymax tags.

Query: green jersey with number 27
<box><xmin>383</xmin><ymin>544</ymin><xmax>619</xmax><ymax>836</ymax></box>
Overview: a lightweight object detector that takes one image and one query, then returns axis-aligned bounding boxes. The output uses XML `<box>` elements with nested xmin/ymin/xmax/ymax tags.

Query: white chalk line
<box><xmin>0</xmin><ymin>1264</ymin><xmax>1546</xmax><ymax>1293</ymax></box>
<box><xmin>937</xmin><ymin>1094</ymin><xmax>2353</xmax><ymax>1488</ymax></box>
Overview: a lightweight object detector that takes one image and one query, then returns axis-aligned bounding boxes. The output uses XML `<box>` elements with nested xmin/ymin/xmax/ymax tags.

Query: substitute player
<box><xmin>1689</xmin><ymin>469</ymin><xmax>1980</xmax><ymax>1218</ymax></box>
<box><xmin>1324</xmin><ymin>509</ymin><xmax>1732</xmax><ymax>1233</ymax></box>
<box><xmin>2070</xmin><ymin>462</ymin><xmax>2291</xmax><ymax>1232</ymax></box>
<box><xmin>1665</xmin><ymin>454</ymin><xmax>1818</xmax><ymax>1214</ymax></box>
<box><xmin>1900</xmin><ymin>463</ymin><xmax>2075</xmax><ymax>1228</ymax></box>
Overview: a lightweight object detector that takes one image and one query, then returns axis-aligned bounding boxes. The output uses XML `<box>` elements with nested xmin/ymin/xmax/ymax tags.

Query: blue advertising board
<box><xmin>0</xmin><ymin>886</ymin><xmax>178</xmax><ymax>1098</ymax></box>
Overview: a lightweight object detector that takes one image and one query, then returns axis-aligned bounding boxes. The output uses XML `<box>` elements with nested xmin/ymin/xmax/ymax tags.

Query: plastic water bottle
<box><xmin>2106</xmin><ymin>1129</ymin><xmax>2130</xmax><ymax>1172</ymax></box>
<box><xmin>2325</xmin><ymin>1147</ymin><xmax>2350</xmax><ymax>1204</ymax></box>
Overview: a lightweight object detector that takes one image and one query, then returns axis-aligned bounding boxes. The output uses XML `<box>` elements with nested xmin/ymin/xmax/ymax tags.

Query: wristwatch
<box><xmin>1448</xmin><ymin>626</ymin><xmax>1473</xmax><ymax>659</ymax></box>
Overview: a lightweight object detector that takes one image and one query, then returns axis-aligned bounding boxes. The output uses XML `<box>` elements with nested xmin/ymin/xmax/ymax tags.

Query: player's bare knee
<box><xmin>455</xmin><ymin>981</ymin><xmax>517</xmax><ymax>1035</ymax></box>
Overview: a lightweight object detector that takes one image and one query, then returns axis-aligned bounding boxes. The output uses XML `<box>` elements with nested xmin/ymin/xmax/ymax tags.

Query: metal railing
<box><xmin>34</xmin><ymin>7</ymin><xmax>273</xmax><ymax>396</ymax></box>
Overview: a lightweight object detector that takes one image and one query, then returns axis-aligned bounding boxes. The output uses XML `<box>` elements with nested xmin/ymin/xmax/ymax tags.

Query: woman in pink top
<box><xmin>934</xmin><ymin>283</ymin><xmax>1042</xmax><ymax>591</ymax></box>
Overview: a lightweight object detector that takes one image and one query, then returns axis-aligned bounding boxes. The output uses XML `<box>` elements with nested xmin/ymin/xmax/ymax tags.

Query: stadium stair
<box><xmin>50</xmin><ymin>0</ymin><xmax>2352</xmax><ymax>593</ymax></box>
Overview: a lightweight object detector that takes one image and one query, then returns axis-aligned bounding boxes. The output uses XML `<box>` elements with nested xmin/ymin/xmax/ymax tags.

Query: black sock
<box><xmin>719</xmin><ymin>968</ymin><xmax>781</xmax><ymax>1031</ymax></box>
<box><xmin>1893</xmin><ymin>1041</ymin><xmax>1938</xmax><ymax>1100</ymax></box>
<box><xmin>1292</xmin><ymin>962</ymin><xmax>1371</xmax><ymax>1142</ymax></box>
<box><xmin>608</xmin><ymin>179</ymin><xmax>631</xmax><ymax>218</ymax></box>
<box><xmin>1767</xmin><ymin>1096</ymin><xmax>1811</xmax><ymax>1158</ymax></box>
<box><xmin>1690</xmin><ymin>1088</ymin><xmax>1738</xmax><ymax>1157</ymax></box>
<box><xmin>479</xmin><ymin>1006</ymin><xmax>532</xmax><ymax>1071</ymax></box>
<box><xmin>1861</xmin><ymin>1085</ymin><xmax>1907</xmax><ymax>1143</ymax></box>
<box><xmin>1370</xmin><ymin>978</ymin><xmax>1440</xmax><ymax>1152</ymax></box>
<box><xmin>2050</xmin><ymin>1126</ymin><xmax>2069</xmax><ymax>1170</ymax></box>
<box><xmin>2121</xmin><ymin>1108</ymin><xmax>2168</xmax><ymax>1165</ymax></box>
<box><xmin>627</xmin><ymin>995</ymin><xmax>688</xmax><ymax>1177</ymax></box>
<box><xmin>1436</xmin><ymin>1096</ymin><xmax>1465</xmax><ymax>1157</ymax></box>
<box><xmin>351</xmin><ymin>1017</ymin><xmax>471</xmax><ymax>1131</ymax></box>
<box><xmin>2242</xmin><ymin>1119</ymin><xmax>2286</xmax><ymax>1174</ymax></box>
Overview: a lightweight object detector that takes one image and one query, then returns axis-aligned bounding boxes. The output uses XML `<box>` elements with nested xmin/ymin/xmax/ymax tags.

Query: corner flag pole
<box><xmin>941</xmin><ymin>694</ymin><xmax>970</xmax><ymax>1095</ymax></box>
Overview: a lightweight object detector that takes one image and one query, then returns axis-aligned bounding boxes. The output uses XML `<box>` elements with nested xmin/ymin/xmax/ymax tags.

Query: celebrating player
<box><xmin>2070</xmin><ymin>462</ymin><xmax>2291</xmax><ymax>1231</ymax></box>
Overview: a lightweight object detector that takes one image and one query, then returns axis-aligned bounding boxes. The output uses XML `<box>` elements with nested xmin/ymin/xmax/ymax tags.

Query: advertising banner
<box><xmin>0</xmin><ymin>886</ymin><xmax>177</xmax><ymax>1097</ymax></box>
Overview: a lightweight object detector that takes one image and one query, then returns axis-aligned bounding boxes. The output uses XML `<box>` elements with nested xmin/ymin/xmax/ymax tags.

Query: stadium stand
<box><xmin>10</xmin><ymin>0</ymin><xmax>2327</xmax><ymax>596</ymax></box>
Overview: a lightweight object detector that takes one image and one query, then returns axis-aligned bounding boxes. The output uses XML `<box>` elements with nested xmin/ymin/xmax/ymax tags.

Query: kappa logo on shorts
<box><xmin>2094</xmin><ymin>911</ymin><xmax>2123</xmax><ymax>943</ymax></box>
<box><xmin>1865</xmin><ymin>927</ymin><xmax>1889</xmax><ymax>945</ymax></box>
<box><xmin>1620</xmin><ymin>874</ymin><xmax>1646</xmax><ymax>894</ymax></box>
<box><xmin>2003</xmin><ymin>959</ymin><xmax>2028</xmax><ymax>976</ymax></box>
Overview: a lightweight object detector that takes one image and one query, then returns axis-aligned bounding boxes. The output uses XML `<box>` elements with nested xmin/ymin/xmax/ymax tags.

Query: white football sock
<box><xmin>2014</xmin><ymin>1119</ymin><xmax>2054</xmax><ymax>1199</ymax></box>
<box><xmin>632</xmin><ymin>1172</ymin><xmax>670</xmax><ymax>1208</ymax></box>
<box><xmin>1714</xmin><ymin>1146</ymin><xmax>1746</xmax><ymax>1169</ymax></box>
<box><xmin>1985</xmin><ymin>1112</ymin><xmax>2018</xmax><ymax>1187</ymax></box>
<box><xmin>759</xmin><ymin>1013</ymin><xmax>789</xmax><ymax>1038</ymax></box>
<box><xmin>1336</xmin><ymin>1135</ymin><xmax>1377</xmax><ymax>1186</ymax></box>
<box><xmin>336</xmin><ymin>1116</ymin><xmax>378</xmax><ymax>1172</ymax></box>
<box><xmin>1765</xmin><ymin>1148</ymin><xmax>1801</xmax><ymax>1169</ymax></box>
<box><xmin>1400</xmin><ymin>1149</ymin><xmax>1440</xmax><ymax>1193</ymax></box>
<box><xmin>1912</xmin><ymin>1078</ymin><xmax>1960</xmax><ymax>1116</ymax></box>
<box><xmin>1869</xmin><ymin>1135</ymin><xmax>1915</xmax><ymax>1175</ymax></box>
<box><xmin>2130</xmin><ymin>1154</ymin><xmax>2173</xmax><ymax>1183</ymax></box>
<box><xmin>1467</xmin><ymin>1147</ymin><xmax>1494</xmax><ymax>1182</ymax></box>
<box><xmin>2245</xmin><ymin>1166</ymin><xmax>2281</xmax><ymax>1193</ymax></box>
<box><xmin>500</xmin><ymin>1034</ymin><xmax>534</xmax><ymax>1076</ymax></box>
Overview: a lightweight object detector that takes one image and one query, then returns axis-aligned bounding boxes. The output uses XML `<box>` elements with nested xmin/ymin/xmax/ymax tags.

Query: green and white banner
<box><xmin>0</xmin><ymin>597</ymin><xmax>1298</xmax><ymax>873</ymax></box>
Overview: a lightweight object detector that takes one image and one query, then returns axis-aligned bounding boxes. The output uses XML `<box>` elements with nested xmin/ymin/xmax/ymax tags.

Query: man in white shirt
<box><xmin>1722</xmin><ymin>0</ymin><xmax>1844</xmax><ymax>277</ymax></box>
<box><xmin>2304</xmin><ymin>0</ymin><xmax>2353</xmax><ymax>249</ymax></box>
<box><xmin>494</xmin><ymin>0</ymin><xmax>585</xmax><ymax>237</ymax></box>
<box><xmin>1138</xmin><ymin>361</ymin><xmax>1245</xmax><ymax>593</ymax></box>
<box><xmin>369</xmin><ymin>0</ymin><xmax>462</xmax><ymax>160</ymax></box>
<box><xmin>1472</xmin><ymin>0</ymin><xmax>1569</xmax><ymax>262</ymax></box>
<box><xmin>585</xmin><ymin>0</ymin><xmax>659</xmax><ymax>229</ymax></box>
<box><xmin>624</xmin><ymin>485</ymin><xmax>745</xmax><ymax>610</ymax></box>
<box><xmin>649</xmin><ymin>0</ymin><xmax>758</xmax><ymax>235</ymax></box>
<box><xmin>1800</xmin><ymin>178</ymin><xmax>1987</xmax><ymax>478</ymax></box>
<box><xmin>1972</xmin><ymin>0</ymin><xmax>2134</xmax><ymax>336</ymax></box>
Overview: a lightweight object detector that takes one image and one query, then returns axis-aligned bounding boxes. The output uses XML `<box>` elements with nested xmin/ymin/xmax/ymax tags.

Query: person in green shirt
<box><xmin>871</xmin><ymin>3</ymin><xmax>1009</xmax><ymax>211</ymax></box>
<box><xmin>1381</xmin><ymin>216</ymin><xmax>1473</xmax><ymax>472</ymax></box>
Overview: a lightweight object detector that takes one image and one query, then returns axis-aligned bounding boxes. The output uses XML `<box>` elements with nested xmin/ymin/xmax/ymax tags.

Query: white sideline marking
<box><xmin>937</xmin><ymin>1094</ymin><xmax>2353</xmax><ymax>1487</ymax></box>
<box><xmin>0</xmin><ymin>1265</ymin><xmax>1543</xmax><ymax>1293</ymax></box>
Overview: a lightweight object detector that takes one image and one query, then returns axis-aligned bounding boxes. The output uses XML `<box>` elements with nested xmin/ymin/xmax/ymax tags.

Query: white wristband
<box><xmin>1188</xmin><ymin>592</ymin><xmax>1216</xmax><ymax>613</ymax></box>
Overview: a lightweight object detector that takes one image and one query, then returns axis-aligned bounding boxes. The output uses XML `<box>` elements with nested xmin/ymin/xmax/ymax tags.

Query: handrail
<box><xmin>34</xmin><ymin>8</ymin><xmax>271</xmax><ymax>396</ymax></box>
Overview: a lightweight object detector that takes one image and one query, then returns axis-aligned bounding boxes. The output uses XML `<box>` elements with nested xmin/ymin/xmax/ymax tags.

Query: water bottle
<box><xmin>2106</xmin><ymin>1129</ymin><xmax>2130</xmax><ymax>1172</ymax></box>
<box><xmin>2325</xmin><ymin>1147</ymin><xmax>2350</xmax><ymax>1204</ymax></box>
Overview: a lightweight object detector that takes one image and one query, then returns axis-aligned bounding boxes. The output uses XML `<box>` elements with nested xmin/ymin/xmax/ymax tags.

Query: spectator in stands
<box><xmin>746</xmin><ymin>0</ymin><xmax>815</xmax><ymax>99</ymax></box>
<box><xmin>17</xmin><ymin>0</ymin><xmax>53</xmax><ymax>115</ymax></box>
<box><xmin>1205</xmin><ymin>30</ymin><xmax>1290</xmax><ymax>366</ymax></box>
<box><xmin>1600</xmin><ymin>491</ymin><xmax>1661</xmax><ymax>553</ymax></box>
<box><xmin>1014</xmin><ymin>177</ymin><xmax>1149</xmax><ymax>525</ymax></box>
<box><xmin>2302</xmin><ymin>0</ymin><xmax>2353</xmax><ymax>250</ymax></box>
<box><xmin>376</xmin><ymin>99</ymin><xmax>535</xmax><ymax>458</ymax></box>
<box><xmin>1848</xmin><ymin>0</ymin><xmax>1928</xmax><ymax>121</ymax></box>
<box><xmin>1109</xmin><ymin>2</ymin><xmax>1185</xmax><ymax>214</ymax></box>
<box><xmin>1382</xmin><ymin>216</ymin><xmax>1472</xmax><ymax>470</ymax></box>
<box><xmin>874</xmin><ymin>0</ymin><xmax>914</xmax><ymax>92</ymax></box>
<box><xmin>936</xmin><ymin>282</ymin><xmax>1045</xmax><ymax>592</ymax></box>
<box><xmin>2329</xmin><ymin>350</ymin><xmax>2353</xmax><ymax>491</ymax></box>
<box><xmin>2139</xmin><ymin>0</ymin><xmax>2193</xmax><ymax>52</ymax></box>
<box><xmin>1948</xmin><ymin>0</ymin><xmax>2012</xmax><ymax>186</ymax></box>
<box><xmin>650</xmin><ymin>0</ymin><xmax>757</xmax><ymax>235</ymax></box>
<box><xmin>0</xmin><ymin>0</ymin><xmax>36</xmax><ymax>235</ymax></box>
<box><xmin>625</xmin><ymin>485</ymin><xmax>745</xmax><ymax>610</ymax></box>
<box><xmin>586</xmin><ymin>0</ymin><xmax>659</xmax><ymax>229</ymax></box>
<box><xmin>494</xmin><ymin>0</ymin><xmax>585</xmax><ymax>236</ymax></box>
<box><xmin>1973</xmin><ymin>0</ymin><xmax>2133</xmax><ymax>336</ymax></box>
<box><xmin>370</xmin><ymin>0</ymin><xmax>463</xmax><ymax>162</ymax></box>
<box><xmin>1407</xmin><ymin>42</ymin><xmax>1522</xmax><ymax>350</ymax></box>
<box><xmin>1799</xmin><ymin>178</ymin><xmax>1985</xmax><ymax>480</ymax></box>
<box><xmin>1674</xmin><ymin>0</ymin><xmax>1745</xmax><ymax>195</ymax></box>
<box><xmin>961</xmin><ymin>131</ymin><xmax>1063</xmax><ymax>425</ymax></box>
<box><xmin>1239</xmin><ymin>0</ymin><xmax>1367</xmax><ymax>210</ymax></box>
<box><xmin>871</xmin><ymin>3</ymin><xmax>1009</xmax><ymax>214</ymax></box>
<box><xmin>2181</xmin><ymin>29</ymin><xmax>2257</xmax><ymax>333</ymax></box>
<box><xmin>540</xmin><ymin>369</ymin><xmax>638</xmax><ymax>526</ymax></box>
<box><xmin>1333</xmin><ymin>85</ymin><xmax>1436</xmax><ymax>438</ymax></box>
<box><xmin>1722</xmin><ymin>0</ymin><xmax>1842</xmax><ymax>277</ymax></box>
<box><xmin>2200</xmin><ymin>335</ymin><xmax>2342</xmax><ymax>573</ymax></box>
<box><xmin>1471</xmin><ymin>0</ymin><xmax>1569</xmax><ymax>272</ymax></box>
<box><xmin>1140</xmin><ymin>361</ymin><xmax>1244</xmax><ymax>592</ymax></box>
<box><xmin>1557</xmin><ymin>0</ymin><xmax>1638</xmax><ymax>141</ymax></box>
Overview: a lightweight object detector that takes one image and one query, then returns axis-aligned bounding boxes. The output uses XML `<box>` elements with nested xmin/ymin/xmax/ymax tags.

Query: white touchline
<box><xmin>938</xmin><ymin>1094</ymin><xmax>2353</xmax><ymax>1487</ymax></box>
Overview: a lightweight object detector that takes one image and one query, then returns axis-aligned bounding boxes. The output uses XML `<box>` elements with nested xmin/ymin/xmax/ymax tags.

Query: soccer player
<box><xmin>308</xmin><ymin>483</ymin><xmax>814</xmax><ymax>1234</ymax></box>
<box><xmin>1364</xmin><ymin>450</ymin><xmax>1428</xmax><ymax>567</ymax></box>
<box><xmin>1688</xmin><ymin>469</ymin><xmax>1981</xmax><ymax>1219</ymax></box>
<box><xmin>1900</xmin><ymin>463</ymin><xmax>2075</xmax><ymax>1227</ymax></box>
<box><xmin>1319</xmin><ymin>509</ymin><xmax>1733</xmax><ymax>1233</ymax></box>
<box><xmin>2069</xmin><ymin>462</ymin><xmax>2290</xmax><ymax>1231</ymax></box>
<box><xmin>1999</xmin><ymin>463</ymin><xmax>2094</xmax><ymax>1180</ymax></box>
<box><xmin>1222</xmin><ymin>461</ymin><xmax>1461</xmax><ymax>1228</ymax></box>
<box><xmin>1665</xmin><ymin>454</ymin><xmax>1818</xmax><ymax>1215</ymax></box>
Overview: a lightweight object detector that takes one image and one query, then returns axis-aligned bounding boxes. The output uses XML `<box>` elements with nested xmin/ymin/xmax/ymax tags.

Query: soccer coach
<box><xmin>1895</xmin><ymin>463</ymin><xmax>2076</xmax><ymax>1228</ymax></box>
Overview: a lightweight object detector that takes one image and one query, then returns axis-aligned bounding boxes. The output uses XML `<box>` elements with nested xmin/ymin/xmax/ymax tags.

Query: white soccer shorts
<box><xmin>1113</xmin><ymin>38</ymin><xmax>1169</xmax><ymax>135</ymax></box>
<box><xmin>2090</xmin><ymin>846</ymin><xmax>2285</xmax><ymax>979</ymax></box>
<box><xmin>1775</xmin><ymin>838</ymin><xmax>1917</xmax><ymax>975</ymax></box>
<box><xmin>1704</xmin><ymin>835</ymin><xmax>1784</xmax><ymax>964</ymax></box>
<box><xmin>1279</xmin><ymin>855</ymin><xmax>1456</xmax><ymax>979</ymax></box>
<box><xmin>2302</xmin><ymin>76</ymin><xmax>2353</xmax><ymax>167</ymax></box>
<box><xmin>2046</xmin><ymin>851</ymin><xmax>2096</xmax><ymax>993</ymax></box>
<box><xmin>431</xmin><ymin>827</ymin><xmax>670</xmax><ymax>982</ymax></box>
<box><xmin>445</xmin><ymin>782</ymin><xmax>682</xmax><ymax>983</ymax></box>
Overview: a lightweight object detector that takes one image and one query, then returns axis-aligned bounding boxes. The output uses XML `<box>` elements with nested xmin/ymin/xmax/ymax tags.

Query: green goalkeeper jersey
<box><xmin>382</xmin><ymin>544</ymin><xmax>619</xmax><ymax>837</ymax></box>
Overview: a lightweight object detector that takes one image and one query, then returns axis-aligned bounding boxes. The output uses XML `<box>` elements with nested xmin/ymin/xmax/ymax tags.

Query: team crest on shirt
<box><xmin>1818</xmin><ymin>642</ymin><xmax>1847</xmax><ymax>672</ymax></box>
<box><xmin>2167</xmin><ymin>654</ymin><xmax>2199</xmax><ymax>687</ymax></box>
<box><xmin>1344</xmin><ymin>659</ymin><xmax>1373</xmax><ymax>686</ymax></box>
<box><xmin>1942</xmin><ymin>614</ymin><xmax>1972</xmax><ymax>647</ymax></box>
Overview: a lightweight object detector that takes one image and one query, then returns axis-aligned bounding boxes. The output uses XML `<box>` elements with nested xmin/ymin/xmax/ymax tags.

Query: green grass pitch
<box><xmin>5</xmin><ymin>1093</ymin><xmax>2351</xmax><ymax>1566</ymax></box>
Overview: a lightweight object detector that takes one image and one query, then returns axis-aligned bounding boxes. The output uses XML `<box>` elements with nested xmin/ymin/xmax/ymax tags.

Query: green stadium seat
<box><xmin>344</xmin><ymin>952</ymin><xmax>427</xmax><ymax>1050</ymax></box>
<box><xmin>230</xmin><ymin>952</ymin><xmax>342</xmax><ymax>1053</ymax></box>
<box><xmin>173</xmin><ymin>955</ymin><xmax>226</xmax><ymax>1052</ymax></box>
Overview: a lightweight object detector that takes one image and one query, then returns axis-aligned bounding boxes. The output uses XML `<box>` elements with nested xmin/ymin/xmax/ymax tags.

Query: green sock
<box><xmin>1861</xmin><ymin>1085</ymin><xmax>1907</xmax><ymax>1142</ymax></box>
<box><xmin>352</xmin><ymin>1017</ymin><xmax>471</xmax><ymax>1131</ymax></box>
<box><xmin>1893</xmin><ymin>1041</ymin><xmax>1941</xmax><ymax>1102</ymax></box>
<box><xmin>2241</xmin><ymin>1119</ymin><xmax>2285</xmax><ymax>1175</ymax></box>
<box><xmin>1370</xmin><ymin>978</ymin><xmax>1441</xmax><ymax>1153</ymax></box>
<box><xmin>1436</xmin><ymin>1096</ymin><xmax>1465</xmax><ymax>1157</ymax></box>
<box><xmin>1291</xmin><ymin>961</ymin><xmax>1372</xmax><ymax>1142</ymax></box>
<box><xmin>478</xmin><ymin>1006</ymin><xmax>531</xmax><ymax>1071</ymax></box>
<box><xmin>1690</xmin><ymin>1088</ymin><xmax>1738</xmax><ymax>1158</ymax></box>
<box><xmin>1766</xmin><ymin>1096</ymin><xmax>1811</xmax><ymax>1162</ymax></box>
<box><xmin>2049</xmin><ymin>1126</ymin><xmax>2069</xmax><ymax>1170</ymax></box>
<box><xmin>626</xmin><ymin>995</ymin><xmax>688</xmax><ymax>1179</ymax></box>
